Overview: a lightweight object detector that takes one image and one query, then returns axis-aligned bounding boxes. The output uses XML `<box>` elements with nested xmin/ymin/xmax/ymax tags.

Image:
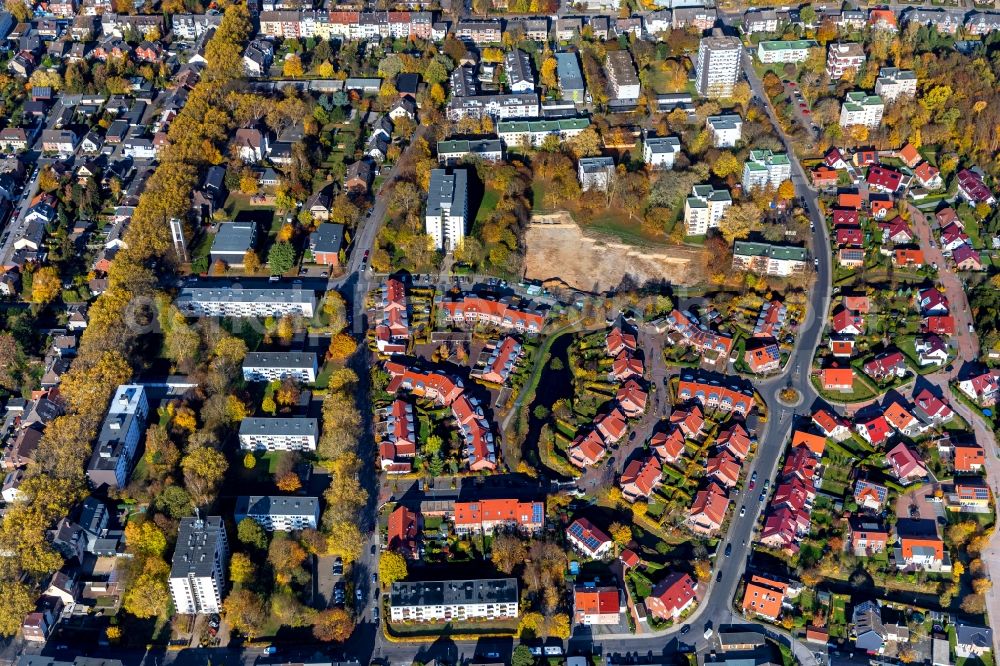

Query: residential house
<box><xmin>573</xmin><ymin>585</ymin><xmax>622</xmax><ymax>626</ymax></box>
<box><xmin>566</xmin><ymin>517</ymin><xmax>613</xmax><ymax>559</ymax></box>
<box><xmin>741</xmin><ymin>575</ymin><xmax>787</xmax><ymax>621</ymax></box>
<box><xmin>846</xmin><ymin>516</ymin><xmax>889</xmax><ymax>556</ymax></box>
<box><xmin>309</xmin><ymin>223</ymin><xmax>344</xmax><ymax>267</ymax></box>
<box><xmin>620</xmin><ymin>455</ymin><xmax>662</xmax><ymax>502</ymax></box>
<box><xmin>886</xmin><ymin>443</ymin><xmax>927</xmax><ymax>484</ymax></box>
<box><xmin>645</xmin><ymin>572</ymin><xmax>697</xmax><ymax>621</ymax></box>
<box><xmin>686</xmin><ymin>483</ymin><xmax>729</xmax><ymax>535</ymax></box>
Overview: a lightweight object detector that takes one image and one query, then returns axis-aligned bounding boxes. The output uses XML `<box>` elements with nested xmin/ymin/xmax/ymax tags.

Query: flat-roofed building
<box><xmin>826</xmin><ymin>42</ymin><xmax>865</xmax><ymax>79</ymax></box>
<box><xmin>242</xmin><ymin>351</ymin><xmax>318</xmax><ymax>383</ymax></box>
<box><xmin>555</xmin><ymin>51</ymin><xmax>585</xmax><ymax>103</ymax></box>
<box><xmin>605</xmin><ymin>51</ymin><xmax>640</xmax><ymax>100</ymax></box>
<box><xmin>757</xmin><ymin>39</ymin><xmax>817</xmax><ymax>64</ymax></box>
<box><xmin>498</xmin><ymin>117</ymin><xmax>590</xmax><ymax>148</ymax></box>
<box><xmin>209</xmin><ymin>221</ymin><xmax>257</xmax><ymax>267</ymax></box>
<box><xmin>696</xmin><ymin>34</ymin><xmax>742</xmax><ymax>99</ymax></box>
<box><xmin>390</xmin><ymin>578</ymin><xmax>518</xmax><ymax>622</ymax></box>
<box><xmin>235</xmin><ymin>495</ymin><xmax>320</xmax><ymax>531</ymax></box>
<box><xmin>684</xmin><ymin>184</ymin><xmax>732</xmax><ymax>236</ymax></box>
<box><xmin>177</xmin><ymin>286</ymin><xmax>316</xmax><ymax>318</ymax></box>
<box><xmin>169</xmin><ymin>517</ymin><xmax>228</xmax><ymax>615</ymax></box>
<box><xmin>425</xmin><ymin>169</ymin><xmax>469</xmax><ymax>252</ymax></box>
<box><xmin>86</xmin><ymin>385</ymin><xmax>149</xmax><ymax>490</ymax></box>
<box><xmin>437</xmin><ymin>138</ymin><xmax>503</xmax><ymax>164</ymax></box>
<box><xmin>706</xmin><ymin>114</ymin><xmax>742</xmax><ymax>147</ymax></box>
<box><xmin>238</xmin><ymin>417</ymin><xmax>319</xmax><ymax>451</ymax></box>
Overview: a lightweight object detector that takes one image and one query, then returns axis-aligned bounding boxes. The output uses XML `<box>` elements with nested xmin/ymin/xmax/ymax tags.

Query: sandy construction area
<box><xmin>524</xmin><ymin>212</ymin><xmax>703</xmax><ymax>293</ymax></box>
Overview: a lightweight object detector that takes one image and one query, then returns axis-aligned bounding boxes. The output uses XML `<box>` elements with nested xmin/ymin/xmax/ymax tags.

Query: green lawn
<box><xmin>475</xmin><ymin>188</ymin><xmax>500</xmax><ymax>224</ymax></box>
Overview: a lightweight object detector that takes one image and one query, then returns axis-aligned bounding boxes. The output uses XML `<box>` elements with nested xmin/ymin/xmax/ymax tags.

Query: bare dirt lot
<box><xmin>524</xmin><ymin>212</ymin><xmax>704</xmax><ymax>293</ymax></box>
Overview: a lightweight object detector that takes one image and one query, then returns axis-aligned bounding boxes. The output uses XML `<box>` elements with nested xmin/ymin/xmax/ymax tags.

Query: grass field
<box><xmin>476</xmin><ymin>188</ymin><xmax>500</xmax><ymax>224</ymax></box>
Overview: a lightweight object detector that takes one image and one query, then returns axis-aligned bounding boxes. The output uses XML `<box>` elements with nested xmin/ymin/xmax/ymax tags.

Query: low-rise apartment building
<box><xmin>826</xmin><ymin>42</ymin><xmax>865</xmax><ymax>79</ymax></box>
<box><xmin>684</xmin><ymin>184</ymin><xmax>732</xmax><ymax>236</ymax></box>
<box><xmin>706</xmin><ymin>114</ymin><xmax>742</xmax><ymax>148</ymax></box>
<box><xmin>390</xmin><ymin>578</ymin><xmax>518</xmax><ymax>622</ymax></box>
<box><xmin>241</xmin><ymin>351</ymin><xmax>318</xmax><ymax>383</ymax></box>
<box><xmin>238</xmin><ymin>417</ymin><xmax>319</xmax><ymax>451</ymax></box>
<box><xmin>176</xmin><ymin>286</ymin><xmax>316</xmax><ymax>318</ymax></box>
<box><xmin>840</xmin><ymin>92</ymin><xmax>884</xmax><ymax>128</ymax></box>
<box><xmin>605</xmin><ymin>51</ymin><xmax>640</xmax><ymax>100</ymax></box>
<box><xmin>732</xmin><ymin>241</ymin><xmax>808</xmax><ymax>277</ymax></box>
<box><xmin>742</xmin><ymin>150</ymin><xmax>791</xmax><ymax>190</ymax></box>
<box><xmin>235</xmin><ymin>495</ymin><xmax>320</xmax><ymax>531</ymax></box>
<box><xmin>497</xmin><ymin>117</ymin><xmax>590</xmax><ymax>148</ymax></box>
<box><xmin>756</xmin><ymin>39</ymin><xmax>817</xmax><ymax>64</ymax></box>
<box><xmin>874</xmin><ymin>67</ymin><xmax>917</xmax><ymax>102</ymax></box>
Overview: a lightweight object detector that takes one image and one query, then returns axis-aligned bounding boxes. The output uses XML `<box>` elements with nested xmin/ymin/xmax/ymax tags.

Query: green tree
<box><xmin>237</xmin><ymin>517</ymin><xmax>269</xmax><ymax>550</ymax></box>
<box><xmin>267</xmin><ymin>241</ymin><xmax>295</xmax><ymax>275</ymax></box>
<box><xmin>512</xmin><ymin>645</ymin><xmax>534</xmax><ymax>666</ymax></box>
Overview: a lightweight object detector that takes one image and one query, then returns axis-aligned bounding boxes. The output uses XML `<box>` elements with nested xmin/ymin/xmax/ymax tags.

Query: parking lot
<box><xmin>783</xmin><ymin>81</ymin><xmax>821</xmax><ymax>142</ymax></box>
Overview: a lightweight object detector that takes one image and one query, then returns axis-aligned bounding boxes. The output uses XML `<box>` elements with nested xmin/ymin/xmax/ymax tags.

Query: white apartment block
<box><xmin>706</xmin><ymin>114</ymin><xmax>742</xmax><ymax>148</ymax></box>
<box><xmin>497</xmin><ymin>117</ymin><xmax>590</xmax><ymax>148</ymax></box>
<box><xmin>446</xmin><ymin>93</ymin><xmax>540</xmax><ymax>121</ymax></box>
<box><xmin>756</xmin><ymin>39</ymin><xmax>818</xmax><ymax>64</ymax></box>
<box><xmin>176</xmin><ymin>286</ymin><xmax>316</xmax><ymax>318</ymax></box>
<box><xmin>826</xmin><ymin>42</ymin><xmax>866</xmax><ymax>79</ymax></box>
<box><xmin>642</xmin><ymin>135</ymin><xmax>681</xmax><ymax>169</ymax></box>
<box><xmin>235</xmin><ymin>496</ymin><xmax>320</xmax><ymax>531</ymax></box>
<box><xmin>238</xmin><ymin>418</ymin><xmax>319</xmax><ymax>451</ymax></box>
<box><xmin>684</xmin><ymin>184</ymin><xmax>732</xmax><ymax>236</ymax></box>
<box><xmin>242</xmin><ymin>351</ymin><xmax>318</xmax><ymax>383</ymax></box>
<box><xmin>425</xmin><ymin>169</ymin><xmax>469</xmax><ymax>252</ymax></box>
<box><xmin>503</xmin><ymin>49</ymin><xmax>536</xmax><ymax>93</ymax></box>
<box><xmin>169</xmin><ymin>517</ymin><xmax>228</xmax><ymax>615</ymax></box>
<box><xmin>874</xmin><ymin>67</ymin><xmax>917</xmax><ymax>102</ymax></box>
<box><xmin>605</xmin><ymin>51</ymin><xmax>640</xmax><ymax>101</ymax></box>
<box><xmin>390</xmin><ymin>579</ymin><xmax>519</xmax><ymax>623</ymax></box>
<box><xmin>840</xmin><ymin>92</ymin><xmax>884</xmax><ymax>128</ymax></box>
<box><xmin>578</xmin><ymin>157</ymin><xmax>615</xmax><ymax>192</ymax></box>
<box><xmin>695</xmin><ymin>34</ymin><xmax>742</xmax><ymax>99</ymax></box>
<box><xmin>742</xmin><ymin>150</ymin><xmax>791</xmax><ymax>191</ymax></box>
<box><xmin>86</xmin><ymin>384</ymin><xmax>149</xmax><ymax>490</ymax></box>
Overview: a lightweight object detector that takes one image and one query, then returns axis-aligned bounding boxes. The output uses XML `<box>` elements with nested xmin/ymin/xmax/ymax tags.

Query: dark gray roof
<box><xmin>427</xmin><ymin>169</ymin><xmax>468</xmax><ymax>219</ymax></box>
<box><xmin>239</xmin><ymin>417</ymin><xmax>318</xmax><ymax>439</ymax></box>
<box><xmin>243</xmin><ymin>351</ymin><xmax>317</xmax><ymax>370</ymax></box>
<box><xmin>310</xmin><ymin>223</ymin><xmax>344</xmax><ymax>254</ymax></box>
<box><xmin>18</xmin><ymin>657</ymin><xmax>124</xmax><ymax>666</ymax></box>
<box><xmin>956</xmin><ymin>625</ymin><xmax>992</xmax><ymax>649</ymax></box>
<box><xmin>178</xmin><ymin>286</ymin><xmax>316</xmax><ymax>306</ymax></box>
<box><xmin>170</xmin><ymin>516</ymin><xmax>225</xmax><ymax>579</ymax></box>
<box><xmin>235</xmin><ymin>495</ymin><xmax>320</xmax><ymax>518</ymax></box>
<box><xmin>391</xmin><ymin>578</ymin><xmax>517</xmax><ymax>608</ymax></box>
<box><xmin>211</xmin><ymin>221</ymin><xmax>256</xmax><ymax>255</ymax></box>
